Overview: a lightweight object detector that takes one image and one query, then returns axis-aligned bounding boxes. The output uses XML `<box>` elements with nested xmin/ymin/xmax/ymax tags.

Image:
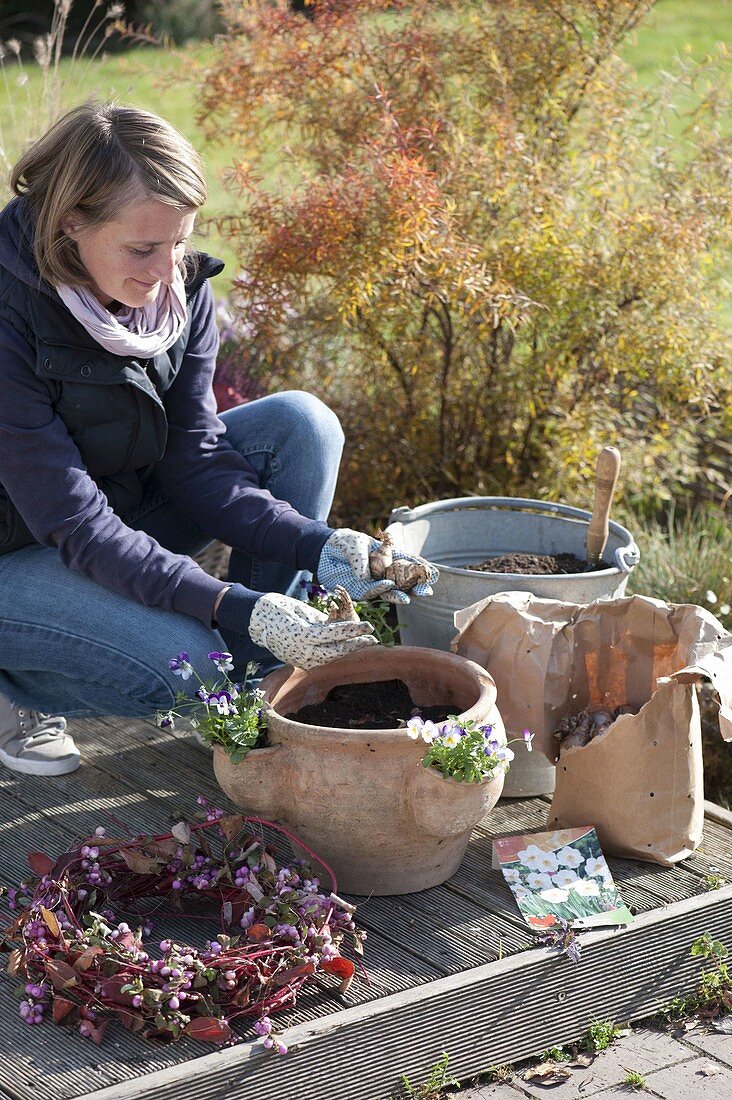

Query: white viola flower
<box><xmin>584</xmin><ymin>856</ymin><xmax>607</xmax><ymax>878</ymax></box>
<box><xmin>443</xmin><ymin>730</ymin><xmax>461</xmax><ymax>749</ymax></box>
<box><xmin>553</xmin><ymin>868</ymin><xmax>580</xmax><ymax>889</ymax></box>
<box><xmin>405</xmin><ymin>717</ymin><xmax>423</xmax><ymax>741</ymax></box>
<box><xmin>421</xmin><ymin>721</ymin><xmax>439</xmax><ymax>744</ymax></box>
<box><xmin>526</xmin><ymin>871</ymin><xmax>554</xmax><ymax>891</ymax></box>
<box><xmin>540</xmin><ymin>887</ymin><xmax>569</xmax><ymax>903</ymax></box>
<box><xmin>556</xmin><ymin>845</ymin><xmax>585</xmax><ymax>869</ymax></box>
<box><xmin>503</xmin><ymin>868</ymin><xmax>522</xmax><ymax>885</ymax></box>
<box><xmin>571</xmin><ymin>878</ymin><xmax>601</xmax><ymax>897</ymax></box>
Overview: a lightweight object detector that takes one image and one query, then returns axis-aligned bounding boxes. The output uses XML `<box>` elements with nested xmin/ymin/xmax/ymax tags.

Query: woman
<box><xmin>0</xmin><ymin>102</ymin><xmax>436</xmax><ymax>777</ymax></box>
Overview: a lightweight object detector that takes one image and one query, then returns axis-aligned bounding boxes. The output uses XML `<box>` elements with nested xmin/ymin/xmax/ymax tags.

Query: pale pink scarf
<box><xmin>56</xmin><ymin>268</ymin><xmax>188</xmax><ymax>357</ymax></box>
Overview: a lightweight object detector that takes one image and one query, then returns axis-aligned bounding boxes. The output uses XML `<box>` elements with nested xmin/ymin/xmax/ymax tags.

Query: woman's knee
<box><xmin>224</xmin><ymin>390</ymin><xmax>344</xmax><ymax>454</ymax></box>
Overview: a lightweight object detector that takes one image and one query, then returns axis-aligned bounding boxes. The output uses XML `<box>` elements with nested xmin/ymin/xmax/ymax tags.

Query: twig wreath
<box><xmin>0</xmin><ymin>798</ymin><xmax>363</xmax><ymax>1051</ymax></box>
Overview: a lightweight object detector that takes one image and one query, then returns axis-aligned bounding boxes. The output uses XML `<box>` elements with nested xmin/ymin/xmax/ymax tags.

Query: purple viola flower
<box><xmin>209</xmin><ymin>691</ymin><xmax>238</xmax><ymax>717</ymax></box>
<box><xmin>208</xmin><ymin>651</ymin><xmax>234</xmax><ymax>673</ymax></box>
<box><xmin>169</xmin><ymin>652</ymin><xmax>193</xmax><ymax>680</ymax></box>
<box><xmin>302</xmin><ymin>580</ymin><xmax>328</xmax><ymax>601</ymax></box>
<box><xmin>522</xmin><ymin>728</ymin><xmax>534</xmax><ymax>752</ymax></box>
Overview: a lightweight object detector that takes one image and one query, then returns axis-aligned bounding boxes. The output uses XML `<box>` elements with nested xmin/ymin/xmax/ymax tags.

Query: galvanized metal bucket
<box><xmin>385</xmin><ymin>497</ymin><xmax>640</xmax><ymax>797</ymax></box>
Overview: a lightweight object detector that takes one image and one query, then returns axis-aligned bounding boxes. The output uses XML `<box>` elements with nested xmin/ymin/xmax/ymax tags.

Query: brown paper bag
<box><xmin>453</xmin><ymin>593</ymin><xmax>732</xmax><ymax>865</ymax></box>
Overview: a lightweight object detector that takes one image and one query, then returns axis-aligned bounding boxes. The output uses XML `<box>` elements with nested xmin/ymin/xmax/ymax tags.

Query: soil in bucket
<box><xmin>467</xmin><ymin>551</ymin><xmax>607</xmax><ymax>575</ymax></box>
<box><xmin>286</xmin><ymin>679</ymin><xmax>454</xmax><ymax>730</ymax></box>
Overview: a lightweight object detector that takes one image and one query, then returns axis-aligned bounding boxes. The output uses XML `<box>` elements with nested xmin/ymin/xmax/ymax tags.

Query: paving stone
<box><xmin>680</xmin><ymin>1025</ymin><xmax>732</xmax><ymax>1069</ymax></box>
<box><xmin>514</xmin><ymin>1028</ymin><xmax>694</xmax><ymax>1099</ymax></box>
<box><xmin>452</xmin><ymin>1085</ymin><xmax>527</xmax><ymax>1099</ymax></box>
<box><xmin>639</xmin><ymin>1055</ymin><xmax>732</xmax><ymax>1098</ymax></box>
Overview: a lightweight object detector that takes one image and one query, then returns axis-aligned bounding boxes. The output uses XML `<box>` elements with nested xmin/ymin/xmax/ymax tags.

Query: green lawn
<box><xmin>1</xmin><ymin>0</ymin><xmax>730</xmax><ymax>297</ymax></box>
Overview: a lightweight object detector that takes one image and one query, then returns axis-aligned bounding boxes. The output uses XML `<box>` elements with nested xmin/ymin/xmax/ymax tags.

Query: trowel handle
<box><xmin>587</xmin><ymin>447</ymin><xmax>621</xmax><ymax>563</ymax></box>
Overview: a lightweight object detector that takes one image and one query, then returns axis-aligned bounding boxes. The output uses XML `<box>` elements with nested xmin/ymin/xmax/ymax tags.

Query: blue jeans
<box><xmin>0</xmin><ymin>392</ymin><xmax>344</xmax><ymax>718</ymax></box>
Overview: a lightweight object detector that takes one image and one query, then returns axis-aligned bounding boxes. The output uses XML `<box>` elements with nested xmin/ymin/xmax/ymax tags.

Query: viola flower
<box><xmin>156</xmin><ymin>711</ymin><xmax>175</xmax><ymax>729</ymax></box>
<box><xmin>209</xmin><ymin>691</ymin><xmax>238</xmax><ymax>717</ymax></box>
<box><xmin>405</xmin><ymin>717</ymin><xmax>423</xmax><ymax>740</ymax></box>
<box><xmin>522</xmin><ymin>729</ymin><xmax>534</xmax><ymax>751</ymax></box>
<box><xmin>209</xmin><ymin>651</ymin><xmax>235</xmax><ymax>673</ymax></box>
<box><xmin>442</xmin><ymin>729</ymin><xmax>461</xmax><ymax>749</ymax></box>
<box><xmin>169</xmin><ymin>652</ymin><xmax>193</xmax><ymax>679</ymax></box>
<box><xmin>420</xmin><ymin>720</ymin><xmax>438</xmax><ymax>744</ymax></box>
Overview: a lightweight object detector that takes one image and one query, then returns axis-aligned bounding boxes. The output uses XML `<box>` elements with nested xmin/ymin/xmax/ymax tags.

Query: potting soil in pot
<box><xmin>467</xmin><ymin>551</ymin><xmax>606</xmax><ymax>574</ymax></box>
<box><xmin>286</xmin><ymin>679</ymin><xmax>454</xmax><ymax>730</ymax></box>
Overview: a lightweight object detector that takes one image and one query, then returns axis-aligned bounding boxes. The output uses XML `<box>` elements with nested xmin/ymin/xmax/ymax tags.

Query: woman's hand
<box><xmin>317</xmin><ymin>529</ymin><xmax>438</xmax><ymax>605</ymax></box>
<box><xmin>249</xmin><ymin>592</ymin><xmax>378</xmax><ymax>670</ymax></box>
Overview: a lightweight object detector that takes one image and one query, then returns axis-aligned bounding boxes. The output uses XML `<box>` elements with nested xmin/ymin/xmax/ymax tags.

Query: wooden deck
<box><xmin>1</xmin><ymin>716</ymin><xmax>731</xmax><ymax>1100</ymax></box>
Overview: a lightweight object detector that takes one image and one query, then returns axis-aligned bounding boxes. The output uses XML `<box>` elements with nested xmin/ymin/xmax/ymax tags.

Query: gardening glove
<box><xmin>317</xmin><ymin>528</ymin><xmax>439</xmax><ymax>606</ymax></box>
<box><xmin>248</xmin><ymin>592</ymin><xmax>378</xmax><ymax>670</ymax></box>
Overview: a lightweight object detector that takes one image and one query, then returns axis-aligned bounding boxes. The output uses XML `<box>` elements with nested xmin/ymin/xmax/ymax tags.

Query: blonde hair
<box><xmin>11</xmin><ymin>102</ymin><xmax>207</xmax><ymax>287</ymax></box>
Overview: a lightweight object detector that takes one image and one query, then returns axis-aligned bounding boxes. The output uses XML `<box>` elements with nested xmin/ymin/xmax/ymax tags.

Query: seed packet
<box><xmin>492</xmin><ymin>825</ymin><xmax>633</xmax><ymax>929</ymax></box>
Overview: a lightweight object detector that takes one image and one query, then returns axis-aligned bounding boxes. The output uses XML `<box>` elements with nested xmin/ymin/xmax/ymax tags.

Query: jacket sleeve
<box><xmin>155</xmin><ymin>279</ymin><xmax>332</xmax><ymax>573</ymax></box>
<box><xmin>0</xmin><ymin>311</ymin><xmax>231</xmax><ymax>625</ymax></box>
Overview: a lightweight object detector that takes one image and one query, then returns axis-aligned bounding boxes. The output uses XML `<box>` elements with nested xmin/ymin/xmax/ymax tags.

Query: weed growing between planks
<box><xmin>663</xmin><ymin>934</ymin><xmax>732</xmax><ymax>1022</ymax></box>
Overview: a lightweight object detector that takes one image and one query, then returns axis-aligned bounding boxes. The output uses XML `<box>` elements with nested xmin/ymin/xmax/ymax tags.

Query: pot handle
<box><xmin>615</xmin><ymin>540</ymin><xmax>641</xmax><ymax>572</ymax></box>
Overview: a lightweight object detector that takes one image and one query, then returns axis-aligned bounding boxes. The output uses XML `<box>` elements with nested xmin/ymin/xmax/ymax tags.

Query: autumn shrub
<box><xmin>205</xmin><ymin>3</ymin><xmax>730</xmax><ymax>525</ymax></box>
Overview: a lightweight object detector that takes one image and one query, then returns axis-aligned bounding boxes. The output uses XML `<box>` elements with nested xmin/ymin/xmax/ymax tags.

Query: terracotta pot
<box><xmin>213</xmin><ymin>646</ymin><xmax>505</xmax><ymax>895</ymax></box>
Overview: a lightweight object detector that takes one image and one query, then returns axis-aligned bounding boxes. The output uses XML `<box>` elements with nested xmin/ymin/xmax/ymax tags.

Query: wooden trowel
<box><xmin>586</xmin><ymin>446</ymin><xmax>621</xmax><ymax>566</ymax></box>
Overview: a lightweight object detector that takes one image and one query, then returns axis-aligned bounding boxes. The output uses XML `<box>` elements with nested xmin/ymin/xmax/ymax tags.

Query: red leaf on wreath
<box><xmin>73</xmin><ymin>945</ymin><xmax>105</xmax><ymax>972</ymax></box>
<box><xmin>40</xmin><ymin>906</ymin><xmax>61</xmax><ymax>937</ymax></box>
<box><xmin>45</xmin><ymin>960</ymin><xmax>80</xmax><ymax>990</ymax></box>
<box><xmin>119</xmin><ymin>850</ymin><xmax>162</xmax><ymax>874</ymax></box>
<box><xmin>6</xmin><ymin>949</ymin><xmax>23</xmax><ymax>977</ymax></box>
<box><xmin>219</xmin><ymin>814</ymin><xmax>244</xmax><ymax>842</ymax></box>
<box><xmin>97</xmin><ymin>974</ymin><xmax>136</xmax><ymax>1005</ymax></box>
<box><xmin>270</xmin><ymin>962</ymin><xmax>316</xmax><ymax>988</ymax></box>
<box><xmin>86</xmin><ymin>1018</ymin><xmax>109</xmax><ymax>1045</ymax></box>
<box><xmin>120</xmin><ymin>1011</ymin><xmax>145</xmax><ymax>1033</ymax></box>
<box><xmin>27</xmin><ymin>852</ymin><xmax>54</xmax><ymax>876</ymax></box>
<box><xmin>247</xmin><ymin>923</ymin><xmax>272</xmax><ymax>943</ymax></box>
<box><xmin>147</xmin><ymin>838</ymin><xmax>179</xmax><ymax>858</ymax></box>
<box><xmin>321</xmin><ymin>956</ymin><xmax>355</xmax><ymax>980</ymax></box>
<box><xmin>184</xmin><ymin>1016</ymin><xmax>234</xmax><ymax>1044</ymax></box>
<box><xmin>52</xmin><ymin>997</ymin><xmax>76</xmax><ymax>1023</ymax></box>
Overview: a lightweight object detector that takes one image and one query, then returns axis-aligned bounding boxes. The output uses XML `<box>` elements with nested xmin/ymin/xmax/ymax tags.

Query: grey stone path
<box><xmin>451</xmin><ymin>1024</ymin><xmax>732</xmax><ymax>1099</ymax></box>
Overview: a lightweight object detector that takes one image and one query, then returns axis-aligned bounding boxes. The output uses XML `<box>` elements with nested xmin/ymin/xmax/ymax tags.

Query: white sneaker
<box><xmin>0</xmin><ymin>693</ymin><xmax>80</xmax><ymax>776</ymax></box>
